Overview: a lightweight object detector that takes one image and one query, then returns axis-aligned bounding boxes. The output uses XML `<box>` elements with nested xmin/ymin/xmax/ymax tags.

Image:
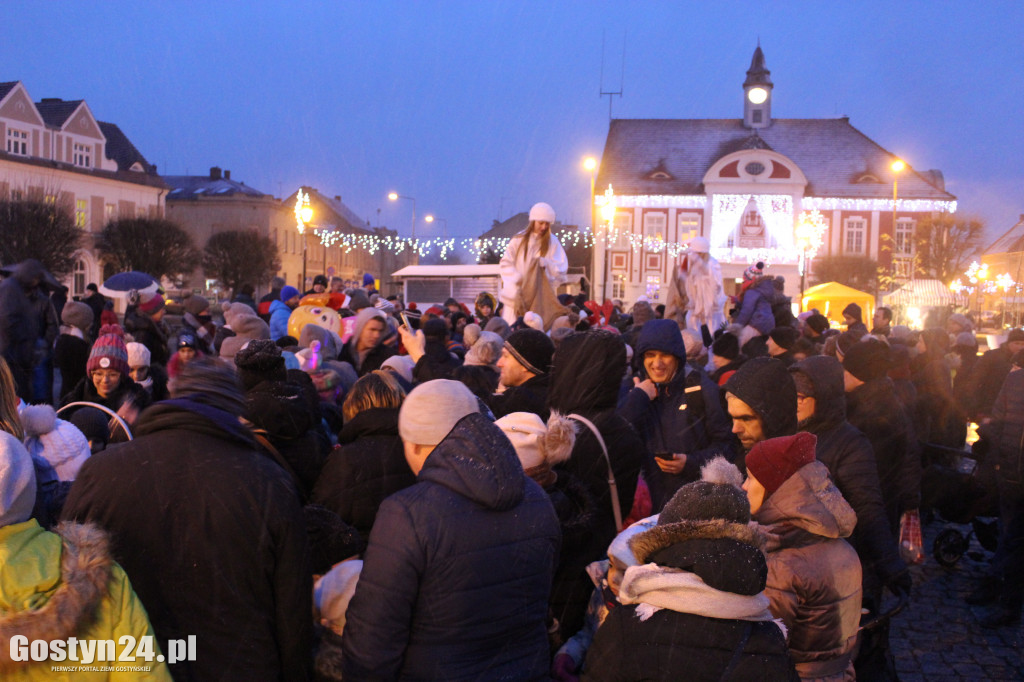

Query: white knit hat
<box><xmin>688</xmin><ymin>236</ymin><xmax>710</xmax><ymax>254</ymax></box>
<box><xmin>126</xmin><ymin>341</ymin><xmax>151</xmax><ymax>369</ymax></box>
<box><xmin>0</xmin><ymin>431</ymin><xmax>36</xmax><ymax>527</ymax></box>
<box><xmin>495</xmin><ymin>411</ymin><xmax>576</xmax><ymax>470</ymax></box>
<box><xmin>523</xmin><ymin>311</ymin><xmax>544</xmax><ymax>332</ymax></box>
<box><xmin>398</xmin><ymin>379</ymin><xmax>479</xmax><ymax>445</ymax></box>
<box><xmin>464</xmin><ymin>331</ymin><xmax>504</xmax><ymax>367</ymax></box>
<box><xmin>21</xmin><ymin>404</ymin><xmax>92</xmax><ymax>481</ymax></box>
<box><xmin>529</xmin><ymin>202</ymin><xmax>556</xmax><ymax>223</ymax></box>
<box><xmin>315</xmin><ymin>560</ymin><xmax>363</xmax><ymax>636</ymax></box>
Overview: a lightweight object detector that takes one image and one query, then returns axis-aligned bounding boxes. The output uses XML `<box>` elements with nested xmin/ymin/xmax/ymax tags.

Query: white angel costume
<box><xmin>499</xmin><ymin>203</ymin><xmax>569</xmax><ymax>328</ymax></box>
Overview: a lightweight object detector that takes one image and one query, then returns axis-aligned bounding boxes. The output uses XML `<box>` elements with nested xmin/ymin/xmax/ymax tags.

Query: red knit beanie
<box><xmin>87</xmin><ymin>324</ymin><xmax>130</xmax><ymax>376</ymax></box>
<box><xmin>745</xmin><ymin>432</ymin><xmax>817</xmax><ymax>499</ymax></box>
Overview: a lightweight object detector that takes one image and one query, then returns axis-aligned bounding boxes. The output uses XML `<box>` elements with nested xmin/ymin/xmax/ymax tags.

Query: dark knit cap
<box><xmin>363</xmin><ymin>273</ymin><xmax>376</xmax><ymax>286</ymax></box>
<box><xmin>724</xmin><ymin>357</ymin><xmax>797</xmax><ymax>439</ymax></box>
<box><xmin>234</xmin><ymin>339</ymin><xmax>287</xmax><ymax>391</ymax></box>
<box><xmin>183</xmin><ymin>295</ymin><xmax>210</xmax><ymax>317</ymax></box>
<box><xmin>303</xmin><ymin>505</ymin><xmax>366</xmax><ymax>575</ymax></box>
<box><xmin>422</xmin><ymin>318</ymin><xmax>449</xmax><ymax>340</ymax></box>
<box><xmin>842</xmin><ymin>303</ymin><xmax>862</xmax><ymax>322</ymax></box>
<box><xmin>836</xmin><ymin>331</ymin><xmax>862</xmax><ymax>356</ymax></box>
<box><xmin>68</xmin><ymin>407</ymin><xmax>110</xmax><ymax>448</ymax></box>
<box><xmin>769</xmin><ymin>326</ymin><xmax>799</xmax><ymax>351</ymax></box>
<box><xmin>313</xmin><ymin>274</ymin><xmax>329</xmax><ymax>287</ymax></box>
<box><xmin>842</xmin><ymin>338</ymin><xmax>890</xmax><ymax>382</ymax></box>
<box><xmin>1007</xmin><ymin>329</ymin><xmax>1024</xmax><ymax>344</ymax></box>
<box><xmin>712</xmin><ymin>332</ymin><xmax>740</xmax><ymax>361</ymax></box>
<box><xmin>659</xmin><ymin>478</ymin><xmax>750</xmax><ymax>526</ymax></box>
<box><xmin>347</xmin><ymin>289</ymin><xmax>371</xmax><ymax>311</ymax></box>
<box><xmin>806</xmin><ymin>313</ymin><xmax>830</xmax><ymax>334</ymax></box>
<box><xmin>746</xmin><ymin>433</ymin><xmax>817</xmax><ymax>500</ymax></box>
<box><xmin>505</xmin><ymin>328</ymin><xmax>554</xmax><ymax>375</ymax></box>
<box><xmin>169</xmin><ymin>356</ymin><xmax>246</xmax><ymax>416</ymax></box>
<box><xmin>177</xmin><ymin>333</ymin><xmax>198</xmax><ymax>350</ymax></box>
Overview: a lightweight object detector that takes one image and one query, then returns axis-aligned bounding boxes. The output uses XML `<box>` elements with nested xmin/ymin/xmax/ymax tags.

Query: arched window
<box><xmin>73</xmin><ymin>259</ymin><xmax>87</xmax><ymax>297</ymax></box>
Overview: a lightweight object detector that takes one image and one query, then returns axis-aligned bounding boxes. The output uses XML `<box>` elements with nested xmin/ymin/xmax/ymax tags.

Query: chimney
<box><xmin>334</xmin><ymin>195</ymin><xmax>341</xmax><ymax>201</ymax></box>
<box><xmin>210</xmin><ymin>166</ymin><xmax>222</xmax><ymax>180</ymax></box>
<box><xmin>224</xmin><ymin>170</ymin><xmax>231</xmax><ymax>180</ymax></box>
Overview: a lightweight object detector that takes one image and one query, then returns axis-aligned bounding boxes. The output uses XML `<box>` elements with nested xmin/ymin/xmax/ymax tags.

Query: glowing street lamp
<box><xmin>388</xmin><ymin>192</ymin><xmax>417</xmax><ymax>240</ymax></box>
<box><xmin>796</xmin><ymin>209</ymin><xmax>828</xmax><ymax>305</ymax></box>
<box><xmin>583</xmin><ymin>156</ymin><xmax>598</xmax><ymax>296</ymax></box>
<box><xmin>891</xmin><ymin>159</ymin><xmax>906</xmax><ymax>280</ymax></box>
<box><xmin>424</xmin><ymin>214</ymin><xmax>448</xmax><ymax>239</ymax></box>
<box><xmin>294</xmin><ymin>189</ymin><xmax>313</xmax><ymax>288</ymax></box>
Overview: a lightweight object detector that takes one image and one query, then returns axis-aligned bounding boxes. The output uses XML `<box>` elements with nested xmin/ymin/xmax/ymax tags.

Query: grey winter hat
<box><xmin>61</xmin><ymin>301</ymin><xmax>94</xmax><ymax>334</ymax></box>
<box><xmin>658</xmin><ymin>458</ymin><xmax>749</xmax><ymax>527</ymax></box>
<box><xmin>399</xmin><ymin>379</ymin><xmax>480</xmax><ymax>446</ymax></box>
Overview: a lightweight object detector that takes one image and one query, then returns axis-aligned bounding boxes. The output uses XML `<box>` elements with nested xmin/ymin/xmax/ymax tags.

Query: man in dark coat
<box><xmin>338</xmin><ymin>307</ymin><xmax>396</xmax><ymax>376</ymax></box>
<box><xmin>0</xmin><ymin>259</ymin><xmax>44</xmax><ymax>400</ymax></box>
<box><xmin>82</xmin><ymin>282</ymin><xmax>108</xmax><ymax>339</ymax></box>
<box><xmin>972</xmin><ymin>362</ymin><xmax>1024</xmax><ymax>627</ymax></box>
<box><xmin>842</xmin><ymin>339</ymin><xmax>920</xmax><ymax>531</ymax></box>
<box><xmin>964</xmin><ymin>328</ymin><xmax>1024</xmax><ymax>421</ymax></box>
<box><xmin>790</xmin><ymin>355</ymin><xmax>910</xmax><ymax>596</ymax></box>
<box><xmin>341</xmin><ymin>380</ymin><xmax>560</xmax><ymax>680</ymax></box>
<box><xmin>61</xmin><ymin>358</ymin><xmax>312</xmax><ymax>682</ymax></box>
<box><xmin>619</xmin><ymin>319</ymin><xmax>735</xmax><ymax>511</ymax></box>
<box><xmin>487</xmin><ymin>327</ymin><xmax>554</xmax><ymax>421</ymax></box>
<box><xmin>403</xmin><ymin>317</ymin><xmax>462</xmax><ymax>382</ymax></box>
<box><xmin>723</xmin><ymin>357</ymin><xmax>798</xmax><ymax>473</ymax></box>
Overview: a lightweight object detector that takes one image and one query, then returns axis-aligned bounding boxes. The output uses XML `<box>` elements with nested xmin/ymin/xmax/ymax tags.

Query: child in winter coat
<box><xmin>21</xmin><ymin>403</ymin><xmax>91</xmax><ymax>528</ymax></box>
<box><xmin>744</xmin><ymin>433</ymin><xmax>862</xmax><ymax>681</ymax></box>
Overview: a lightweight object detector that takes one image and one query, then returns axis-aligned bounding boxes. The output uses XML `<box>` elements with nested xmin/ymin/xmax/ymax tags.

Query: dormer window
<box><xmin>73</xmin><ymin>142</ymin><xmax>91</xmax><ymax>168</ymax></box>
<box><xmin>855</xmin><ymin>173</ymin><xmax>881</xmax><ymax>184</ymax></box>
<box><xmin>6</xmin><ymin>128</ymin><xmax>28</xmax><ymax>155</ymax></box>
<box><xmin>644</xmin><ymin>159</ymin><xmax>675</xmax><ymax>181</ymax></box>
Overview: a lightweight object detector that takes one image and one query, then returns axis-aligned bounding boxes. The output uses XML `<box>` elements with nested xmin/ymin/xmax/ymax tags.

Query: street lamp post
<box><xmin>424</xmin><ymin>214</ymin><xmax>448</xmax><ymax>239</ymax></box>
<box><xmin>583</xmin><ymin>157</ymin><xmax>597</xmax><ymax>298</ymax></box>
<box><xmin>294</xmin><ymin>189</ymin><xmax>314</xmax><ymax>290</ymax></box>
<box><xmin>795</xmin><ymin>210</ymin><xmax>827</xmax><ymax>309</ymax></box>
<box><xmin>388</xmin><ymin>192</ymin><xmax>416</xmax><ymax>240</ymax></box>
<box><xmin>891</xmin><ymin>159</ymin><xmax>905</xmax><ymax>281</ymax></box>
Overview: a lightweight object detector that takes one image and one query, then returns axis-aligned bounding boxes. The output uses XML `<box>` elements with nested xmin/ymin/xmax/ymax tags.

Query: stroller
<box><xmin>919</xmin><ymin>440</ymin><xmax>999</xmax><ymax>567</ymax></box>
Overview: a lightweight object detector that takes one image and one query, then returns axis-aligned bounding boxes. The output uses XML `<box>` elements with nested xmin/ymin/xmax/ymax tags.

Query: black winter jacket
<box><xmin>987</xmin><ymin>368</ymin><xmax>1024</xmax><ymax>485</ymax></box>
<box><xmin>311</xmin><ymin>407</ymin><xmax>415</xmax><ymax>539</ymax></box>
<box><xmin>792</xmin><ymin>357</ymin><xmax>905</xmax><ymax>584</ymax></box>
<box><xmin>488</xmin><ymin>372</ymin><xmax>551</xmax><ymax>421</ymax></box>
<box><xmin>846</xmin><ymin>377</ymin><xmax>921</xmax><ymax>530</ymax></box>
<box><xmin>341</xmin><ymin>413</ymin><xmax>560</xmax><ymax>681</ymax></box>
<box><xmin>61</xmin><ymin>398</ymin><xmax>312</xmax><ymax>681</ymax></box>
<box><xmin>53</xmin><ymin>333</ymin><xmax>91</xmax><ymax>398</ymax></box>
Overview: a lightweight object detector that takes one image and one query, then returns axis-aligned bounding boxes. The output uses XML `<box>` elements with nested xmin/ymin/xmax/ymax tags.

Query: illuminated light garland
<box><xmin>802</xmin><ymin>197</ymin><xmax>957</xmax><ymax>213</ymax></box>
<box><xmin>596</xmin><ymin>194</ymin><xmax>708</xmax><ymax>209</ymax></box>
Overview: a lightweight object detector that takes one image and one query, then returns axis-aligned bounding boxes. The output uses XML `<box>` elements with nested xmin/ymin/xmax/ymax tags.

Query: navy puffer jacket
<box><xmin>620</xmin><ymin>320</ymin><xmax>736</xmax><ymax>510</ymax></box>
<box><xmin>733</xmin><ymin>277</ymin><xmax>777</xmax><ymax>335</ymax></box>
<box><xmin>341</xmin><ymin>412</ymin><xmax>560</xmax><ymax>681</ymax></box>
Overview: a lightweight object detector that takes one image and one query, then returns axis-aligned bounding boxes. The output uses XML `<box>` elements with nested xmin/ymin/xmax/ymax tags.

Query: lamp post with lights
<box><xmin>388</xmin><ymin>192</ymin><xmax>416</xmax><ymax>240</ymax></box>
<box><xmin>583</xmin><ymin>157</ymin><xmax>598</xmax><ymax>297</ymax></box>
<box><xmin>424</xmin><ymin>214</ymin><xmax>448</xmax><ymax>239</ymax></box>
<box><xmin>891</xmin><ymin>159</ymin><xmax>906</xmax><ymax>281</ymax></box>
<box><xmin>294</xmin><ymin>189</ymin><xmax>313</xmax><ymax>289</ymax></box>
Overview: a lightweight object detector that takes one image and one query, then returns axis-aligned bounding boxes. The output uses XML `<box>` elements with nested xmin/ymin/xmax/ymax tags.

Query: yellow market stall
<box><xmin>801</xmin><ymin>282</ymin><xmax>874</xmax><ymax>327</ymax></box>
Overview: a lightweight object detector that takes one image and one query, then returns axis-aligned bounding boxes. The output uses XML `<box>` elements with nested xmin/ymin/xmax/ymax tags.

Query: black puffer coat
<box><xmin>987</xmin><ymin>368</ymin><xmax>1024</xmax><ymax>485</ymax></box>
<box><xmin>341</xmin><ymin>412</ymin><xmax>559</xmax><ymax>681</ymax></box>
<box><xmin>846</xmin><ymin>377</ymin><xmax>921</xmax><ymax>531</ymax></box>
<box><xmin>60</xmin><ymin>373</ymin><xmax>152</xmax><ymax>418</ymax></box>
<box><xmin>61</xmin><ymin>398</ymin><xmax>312</xmax><ymax>682</ymax></box>
<box><xmin>123</xmin><ymin>309</ymin><xmax>169</xmax><ymax>367</ymax></box>
<box><xmin>311</xmin><ymin>407</ymin><xmax>415</xmax><ymax>539</ymax></box>
<box><xmin>792</xmin><ymin>356</ymin><xmax>906</xmax><ymax>584</ymax></box>
<box><xmin>245</xmin><ymin>378</ymin><xmax>330</xmax><ymax>497</ymax></box>
<box><xmin>584</xmin><ymin>514</ymin><xmax>797</xmax><ymax>681</ymax></box>
<box><xmin>548</xmin><ymin>330</ymin><xmax>644</xmax><ymax>640</ymax></box>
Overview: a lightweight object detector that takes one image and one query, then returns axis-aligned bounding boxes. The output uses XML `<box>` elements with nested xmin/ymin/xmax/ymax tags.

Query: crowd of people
<box><xmin>1</xmin><ymin>214</ymin><xmax>1023</xmax><ymax>680</ymax></box>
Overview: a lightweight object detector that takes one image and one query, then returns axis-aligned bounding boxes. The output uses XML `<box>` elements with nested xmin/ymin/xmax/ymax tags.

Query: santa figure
<box><xmin>664</xmin><ymin>236</ymin><xmax>726</xmax><ymax>341</ymax></box>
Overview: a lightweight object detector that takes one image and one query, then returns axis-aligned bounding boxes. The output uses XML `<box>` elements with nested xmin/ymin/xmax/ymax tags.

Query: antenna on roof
<box><xmin>599</xmin><ymin>30</ymin><xmax>625</xmax><ymax>121</ymax></box>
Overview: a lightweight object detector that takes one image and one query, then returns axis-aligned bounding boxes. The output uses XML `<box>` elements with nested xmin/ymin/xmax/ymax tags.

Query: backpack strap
<box><xmin>568</xmin><ymin>413</ymin><xmax>623</xmax><ymax>532</ymax></box>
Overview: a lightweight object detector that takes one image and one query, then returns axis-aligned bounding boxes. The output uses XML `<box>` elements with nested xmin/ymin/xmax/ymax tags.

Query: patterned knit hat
<box><xmin>87</xmin><ymin>325</ymin><xmax>129</xmax><ymax>376</ymax></box>
<box><xmin>743</xmin><ymin>261</ymin><xmax>765</xmax><ymax>281</ymax></box>
<box><xmin>137</xmin><ymin>292</ymin><xmax>165</xmax><ymax>315</ymax></box>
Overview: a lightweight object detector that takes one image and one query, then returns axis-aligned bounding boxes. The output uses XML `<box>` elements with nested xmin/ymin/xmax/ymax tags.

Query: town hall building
<box><xmin>592</xmin><ymin>46</ymin><xmax>957</xmax><ymax>304</ymax></box>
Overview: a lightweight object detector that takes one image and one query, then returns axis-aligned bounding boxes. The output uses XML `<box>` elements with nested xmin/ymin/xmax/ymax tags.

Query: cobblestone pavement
<box><xmin>890</xmin><ymin>518</ymin><xmax>1024</xmax><ymax>681</ymax></box>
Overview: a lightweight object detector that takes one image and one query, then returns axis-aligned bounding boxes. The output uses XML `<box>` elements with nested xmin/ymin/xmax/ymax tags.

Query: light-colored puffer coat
<box><xmin>755</xmin><ymin>460</ymin><xmax>862</xmax><ymax>682</ymax></box>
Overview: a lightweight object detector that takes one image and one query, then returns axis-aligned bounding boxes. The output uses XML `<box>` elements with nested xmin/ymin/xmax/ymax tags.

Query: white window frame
<box><xmin>73</xmin><ymin>142</ymin><xmax>91</xmax><ymax>168</ymax></box>
<box><xmin>611</xmin><ymin>273</ymin><xmax>626</xmax><ymax>299</ymax></box>
<box><xmin>843</xmin><ymin>218</ymin><xmax>867</xmax><ymax>256</ymax></box>
<box><xmin>678</xmin><ymin>212</ymin><xmax>702</xmax><ymax>244</ymax></box>
<box><xmin>72</xmin><ymin>259</ymin><xmax>87</xmax><ymax>297</ymax></box>
<box><xmin>894</xmin><ymin>218</ymin><xmax>915</xmax><ymax>256</ymax></box>
<box><xmin>643</xmin><ymin>211</ymin><xmax>667</xmax><ymax>241</ymax></box>
<box><xmin>6</xmin><ymin>128</ymin><xmax>28</xmax><ymax>155</ymax></box>
<box><xmin>611</xmin><ymin>212</ymin><xmax>632</xmax><ymax>249</ymax></box>
<box><xmin>75</xmin><ymin>199</ymin><xmax>88</xmax><ymax>228</ymax></box>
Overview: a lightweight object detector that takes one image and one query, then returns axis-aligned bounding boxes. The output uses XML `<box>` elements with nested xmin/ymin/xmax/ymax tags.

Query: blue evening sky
<box><xmin>6</xmin><ymin>1</ymin><xmax>1022</xmax><ymax>250</ymax></box>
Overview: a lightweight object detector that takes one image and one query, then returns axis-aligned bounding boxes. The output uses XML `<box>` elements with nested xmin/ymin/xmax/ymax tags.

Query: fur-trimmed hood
<box><xmin>629</xmin><ymin>517</ymin><xmax>765</xmax><ymax>566</ymax></box>
<box><xmin>0</xmin><ymin>520</ymin><xmax>113</xmax><ymax>670</ymax></box>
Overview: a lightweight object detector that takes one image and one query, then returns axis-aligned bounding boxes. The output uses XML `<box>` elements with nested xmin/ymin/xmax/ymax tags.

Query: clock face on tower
<box><xmin>747</xmin><ymin>87</ymin><xmax>768</xmax><ymax>104</ymax></box>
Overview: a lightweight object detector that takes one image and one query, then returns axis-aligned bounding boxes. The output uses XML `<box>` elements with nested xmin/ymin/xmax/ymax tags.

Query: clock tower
<box><xmin>743</xmin><ymin>45</ymin><xmax>773</xmax><ymax>130</ymax></box>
